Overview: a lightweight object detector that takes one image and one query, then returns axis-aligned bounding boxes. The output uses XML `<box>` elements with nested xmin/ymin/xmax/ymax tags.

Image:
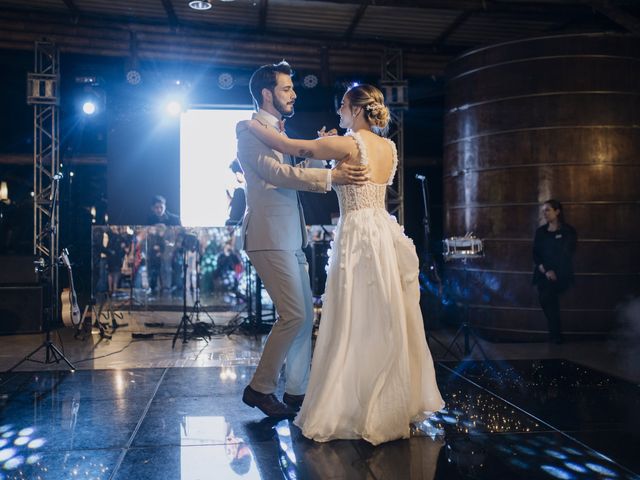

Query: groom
<box><xmin>236</xmin><ymin>61</ymin><xmax>367</xmax><ymax>418</ymax></box>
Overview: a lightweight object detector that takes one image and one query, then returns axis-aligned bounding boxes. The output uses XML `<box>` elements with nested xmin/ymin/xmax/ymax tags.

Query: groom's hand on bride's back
<box><xmin>332</xmin><ymin>159</ymin><xmax>370</xmax><ymax>185</ymax></box>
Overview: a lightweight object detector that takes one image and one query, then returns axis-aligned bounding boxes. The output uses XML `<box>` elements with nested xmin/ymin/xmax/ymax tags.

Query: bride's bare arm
<box><xmin>239</xmin><ymin>119</ymin><xmax>354</xmax><ymax>161</ymax></box>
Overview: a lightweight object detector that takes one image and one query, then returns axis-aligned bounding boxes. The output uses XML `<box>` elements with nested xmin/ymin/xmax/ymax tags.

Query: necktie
<box><xmin>278</xmin><ymin>119</ymin><xmax>286</xmax><ymax>133</ymax></box>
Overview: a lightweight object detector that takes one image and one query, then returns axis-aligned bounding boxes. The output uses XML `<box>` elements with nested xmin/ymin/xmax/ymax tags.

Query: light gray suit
<box><xmin>236</xmin><ymin>109</ymin><xmax>330</xmax><ymax>395</ymax></box>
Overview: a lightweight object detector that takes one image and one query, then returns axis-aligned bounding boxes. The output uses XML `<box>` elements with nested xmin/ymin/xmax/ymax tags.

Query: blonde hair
<box><xmin>345</xmin><ymin>84</ymin><xmax>390</xmax><ymax>135</ymax></box>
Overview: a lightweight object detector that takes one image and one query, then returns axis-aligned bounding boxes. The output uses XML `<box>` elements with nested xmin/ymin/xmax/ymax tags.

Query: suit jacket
<box><xmin>235</xmin><ymin>110</ymin><xmax>330</xmax><ymax>252</ymax></box>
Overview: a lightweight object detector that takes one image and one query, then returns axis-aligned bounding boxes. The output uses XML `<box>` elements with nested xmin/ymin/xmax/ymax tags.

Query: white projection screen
<box><xmin>180</xmin><ymin>108</ymin><xmax>253</xmax><ymax>226</ymax></box>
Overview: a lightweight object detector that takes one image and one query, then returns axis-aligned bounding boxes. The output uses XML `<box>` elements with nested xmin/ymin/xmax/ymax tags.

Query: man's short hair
<box><xmin>151</xmin><ymin>195</ymin><xmax>166</xmax><ymax>206</ymax></box>
<box><xmin>229</xmin><ymin>159</ymin><xmax>243</xmax><ymax>174</ymax></box>
<box><xmin>249</xmin><ymin>60</ymin><xmax>293</xmax><ymax>111</ymax></box>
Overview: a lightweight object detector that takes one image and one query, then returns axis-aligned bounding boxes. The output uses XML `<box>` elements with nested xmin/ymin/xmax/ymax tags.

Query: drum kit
<box><xmin>441</xmin><ymin>234</ymin><xmax>489</xmax><ymax>361</ymax></box>
<box><xmin>442</xmin><ymin>235</ymin><xmax>484</xmax><ymax>261</ymax></box>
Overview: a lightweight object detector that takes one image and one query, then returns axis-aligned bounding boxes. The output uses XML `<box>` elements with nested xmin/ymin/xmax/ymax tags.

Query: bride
<box><xmin>239</xmin><ymin>83</ymin><xmax>444</xmax><ymax>445</ymax></box>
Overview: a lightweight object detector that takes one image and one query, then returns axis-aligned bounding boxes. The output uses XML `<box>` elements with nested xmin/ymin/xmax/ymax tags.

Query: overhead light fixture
<box><xmin>218</xmin><ymin>73</ymin><xmax>234</xmax><ymax>90</ymax></box>
<box><xmin>126</xmin><ymin>69</ymin><xmax>142</xmax><ymax>85</ymax></box>
<box><xmin>303</xmin><ymin>74</ymin><xmax>318</xmax><ymax>89</ymax></box>
<box><xmin>189</xmin><ymin>0</ymin><xmax>212</xmax><ymax>10</ymax></box>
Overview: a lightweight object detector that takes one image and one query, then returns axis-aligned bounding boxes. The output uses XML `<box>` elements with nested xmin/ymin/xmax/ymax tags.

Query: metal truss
<box><xmin>380</xmin><ymin>48</ymin><xmax>408</xmax><ymax>225</ymax></box>
<box><xmin>27</xmin><ymin>40</ymin><xmax>60</xmax><ymax>325</ymax></box>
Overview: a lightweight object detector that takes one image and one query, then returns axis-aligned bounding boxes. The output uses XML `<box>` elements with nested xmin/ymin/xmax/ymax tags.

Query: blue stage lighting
<box><xmin>82</xmin><ymin>101</ymin><xmax>97</xmax><ymax>115</ymax></box>
<box><xmin>166</xmin><ymin>100</ymin><xmax>183</xmax><ymax>116</ymax></box>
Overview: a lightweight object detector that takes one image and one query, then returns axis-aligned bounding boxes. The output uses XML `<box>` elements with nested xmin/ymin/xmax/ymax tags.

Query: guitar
<box><xmin>60</xmin><ymin>249</ymin><xmax>82</xmax><ymax>327</ymax></box>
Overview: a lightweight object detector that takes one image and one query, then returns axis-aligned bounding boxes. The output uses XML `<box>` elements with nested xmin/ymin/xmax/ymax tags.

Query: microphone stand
<box><xmin>416</xmin><ymin>175</ymin><xmax>447</xmax><ymax>352</ymax></box>
<box><xmin>8</xmin><ymin>173</ymin><xmax>76</xmax><ymax>371</ymax></box>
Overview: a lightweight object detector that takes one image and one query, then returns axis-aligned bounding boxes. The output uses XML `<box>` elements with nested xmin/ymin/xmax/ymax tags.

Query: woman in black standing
<box><xmin>532</xmin><ymin>199</ymin><xmax>577</xmax><ymax>344</ymax></box>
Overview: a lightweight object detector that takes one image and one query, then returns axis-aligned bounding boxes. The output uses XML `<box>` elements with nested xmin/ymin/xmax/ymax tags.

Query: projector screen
<box><xmin>180</xmin><ymin>108</ymin><xmax>253</xmax><ymax>226</ymax></box>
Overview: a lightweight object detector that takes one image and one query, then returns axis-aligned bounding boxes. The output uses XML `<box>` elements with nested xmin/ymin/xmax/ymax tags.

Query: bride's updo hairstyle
<box><xmin>345</xmin><ymin>84</ymin><xmax>390</xmax><ymax>136</ymax></box>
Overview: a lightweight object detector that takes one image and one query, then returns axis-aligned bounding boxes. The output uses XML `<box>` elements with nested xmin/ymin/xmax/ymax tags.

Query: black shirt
<box><xmin>147</xmin><ymin>211</ymin><xmax>181</xmax><ymax>226</ymax></box>
<box><xmin>532</xmin><ymin>223</ymin><xmax>577</xmax><ymax>291</ymax></box>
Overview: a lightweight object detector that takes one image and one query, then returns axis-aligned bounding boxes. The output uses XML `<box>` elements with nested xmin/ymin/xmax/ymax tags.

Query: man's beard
<box><xmin>274</xmin><ymin>96</ymin><xmax>295</xmax><ymax>118</ymax></box>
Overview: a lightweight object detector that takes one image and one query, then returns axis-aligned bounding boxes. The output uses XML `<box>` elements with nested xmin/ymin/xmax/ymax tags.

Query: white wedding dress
<box><xmin>294</xmin><ymin>131</ymin><xmax>444</xmax><ymax>445</ymax></box>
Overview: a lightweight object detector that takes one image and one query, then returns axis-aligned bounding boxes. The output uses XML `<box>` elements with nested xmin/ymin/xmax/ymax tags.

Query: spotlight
<box><xmin>82</xmin><ymin>101</ymin><xmax>97</xmax><ymax>115</ymax></box>
<box><xmin>218</xmin><ymin>73</ymin><xmax>234</xmax><ymax>90</ymax></box>
<box><xmin>166</xmin><ymin>100</ymin><xmax>183</xmax><ymax>116</ymax></box>
<box><xmin>126</xmin><ymin>69</ymin><xmax>142</xmax><ymax>85</ymax></box>
<box><xmin>303</xmin><ymin>74</ymin><xmax>318</xmax><ymax>89</ymax></box>
<box><xmin>189</xmin><ymin>0</ymin><xmax>212</xmax><ymax>10</ymax></box>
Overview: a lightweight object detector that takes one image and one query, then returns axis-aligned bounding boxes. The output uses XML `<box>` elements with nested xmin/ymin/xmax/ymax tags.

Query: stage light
<box><xmin>166</xmin><ymin>100</ymin><xmax>183</xmax><ymax>116</ymax></box>
<box><xmin>189</xmin><ymin>0</ymin><xmax>212</xmax><ymax>10</ymax></box>
<box><xmin>82</xmin><ymin>101</ymin><xmax>97</xmax><ymax>115</ymax></box>
<box><xmin>218</xmin><ymin>72</ymin><xmax>234</xmax><ymax>90</ymax></box>
<box><xmin>126</xmin><ymin>69</ymin><xmax>142</xmax><ymax>85</ymax></box>
<box><xmin>0</xmin><ymin>181</ymin><xmax>8</xmax><ymax>202</ymax></box>
<box><xmin>303</xmin><ymin>74</ymin><xmax>318</xmax><ymax>89</ymax></box>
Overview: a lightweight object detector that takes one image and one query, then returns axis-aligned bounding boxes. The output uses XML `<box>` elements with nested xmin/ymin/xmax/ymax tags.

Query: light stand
<box><xmin>8</xmin><ymin>175</ymin><xmax>75</xmax><ymax>371</ymax></box>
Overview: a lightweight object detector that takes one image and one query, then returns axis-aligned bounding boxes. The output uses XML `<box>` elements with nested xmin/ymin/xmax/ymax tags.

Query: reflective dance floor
<box><xmin>0</xmin><ymin>329</ymin><xmax>639</xmax><ymax>479</ymax></box>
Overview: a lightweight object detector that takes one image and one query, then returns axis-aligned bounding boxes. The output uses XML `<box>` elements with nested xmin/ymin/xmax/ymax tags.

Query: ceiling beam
<box><xmin>0</xmin><ymin>7</ymin><xmax>466</xmax><ymax>55</ymax></box>
<box><xmin>317</xmin><ymin>0</ymin><xmax>598</xmax><ymax>17</ymax></box>
<box><xmin>592</xmin><ymin>1</ymin><xmax>640</xmax><ymax>34</ymax></box>
<box><xmin>160</xmin><ymin>0</ymin><xmax>179</xmax><ymax>29</ymax></box>
<box><xmin>0</xmin><ymin>154</ymin><xmax>107</xmax><ymax>165</ymax></box>
<box><xmin>0</xmin><ymin>9</ymin><xmax>454</xmax><ymax>77</ymax></box>
<box><xmin>433</xmin><ymin>10</ymin><xmax>474</xmax><ymax>49</ymax></box>
<box><xmin>344</xmin><ymin>0</ymin><xmax>368</xmax><ymax>43</ymax></box>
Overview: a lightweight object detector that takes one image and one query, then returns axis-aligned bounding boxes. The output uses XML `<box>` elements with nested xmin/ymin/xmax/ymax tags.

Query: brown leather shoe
<box><xmin>242</xmin><ymin>386</ymin><xmax>296</xmax><ymax>419</ymax></box>
<box><xmin>283</xmin><ymin>392</ymin><xmax>305</xmax><ymax>409</ymax></box>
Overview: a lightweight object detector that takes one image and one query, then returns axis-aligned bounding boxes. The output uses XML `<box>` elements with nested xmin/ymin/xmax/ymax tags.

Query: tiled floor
<box><xmin>1</xmin><ymin>315</ymin><xmax>639</xmax><ymax>479</ymax></box>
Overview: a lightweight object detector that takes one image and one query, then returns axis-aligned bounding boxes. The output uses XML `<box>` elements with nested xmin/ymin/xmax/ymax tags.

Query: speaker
<box><xmin>0</xmin><ymin>285</ymin><xmax>42</xmax><ymax>334</ymax></box>
<box><xmin>0</xmin><ymin>256</ymin><xmax>38</xmax><ymax>285</ymax></box>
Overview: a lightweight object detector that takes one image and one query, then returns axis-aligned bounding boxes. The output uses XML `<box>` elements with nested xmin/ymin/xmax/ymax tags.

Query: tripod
<box><xmin>189</xmin><ymin>247</ymin><xmax>216</xmax><ymax>334</ymax></box>
<box><xmin>440</xmin><ymin>259</ymin><xmax>489</xmax><ymax>361</ymax></box>
<box><xmin>172</xmin><ymin>237</ymin><xmax>210</xmax><ymax>347</ymax></box>
<box><xmin>77</xmin><ymin>294</ymin><xmax>112</xmax><ymax>340</ymax></box>
<box><xmin>227</xmin><ymin>257</ymin><xmax>273</xmax><ymax>335</ymax></box>
<box><xmin>8</xmin><ymin>176</ymin><xmax>75</xmax><ymax>371</ymax></box>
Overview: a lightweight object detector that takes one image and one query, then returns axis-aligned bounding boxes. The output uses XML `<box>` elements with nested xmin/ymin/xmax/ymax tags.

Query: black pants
<box><xmin>537</xmin><ymin>282</ymin><xmax>563</xmax><ymax>342</ymax></box>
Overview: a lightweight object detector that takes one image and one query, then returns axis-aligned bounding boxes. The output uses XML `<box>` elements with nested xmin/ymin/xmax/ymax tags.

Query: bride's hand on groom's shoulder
<box><xmin>317</xmin><ymin>126</ymin><xmax>338</xmax><ymax>138</ymax></box>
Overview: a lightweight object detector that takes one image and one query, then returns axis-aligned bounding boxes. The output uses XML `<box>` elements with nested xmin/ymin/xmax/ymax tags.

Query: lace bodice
<box><xmin>334</xmin><ymin>131</ymin><xmax>398</xmax><ymax>214</ymax></box>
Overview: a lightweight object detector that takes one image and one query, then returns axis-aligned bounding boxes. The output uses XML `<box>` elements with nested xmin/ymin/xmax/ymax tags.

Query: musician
<box><xmin>147</xmin><ymin>195</ymin><xmax>181</xmax><ymax>226</ymax></box>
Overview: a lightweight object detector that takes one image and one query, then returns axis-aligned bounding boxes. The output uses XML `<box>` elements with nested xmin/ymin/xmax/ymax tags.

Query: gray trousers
<box><xmin>247</xmin><ymin>249</ymin><xmax>314</xmax><ymax>395</ymax></box>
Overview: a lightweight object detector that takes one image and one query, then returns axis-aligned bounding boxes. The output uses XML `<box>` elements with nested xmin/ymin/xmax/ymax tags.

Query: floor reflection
<box><xmin>181</xmin><ymin>416</ymin><xmax>259</xmax><ymax>479</ymax></box>
<box><xmin>1</xmin><ymin>360</ymin><xmax>638</xmax><ymax>479</ymax></box>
